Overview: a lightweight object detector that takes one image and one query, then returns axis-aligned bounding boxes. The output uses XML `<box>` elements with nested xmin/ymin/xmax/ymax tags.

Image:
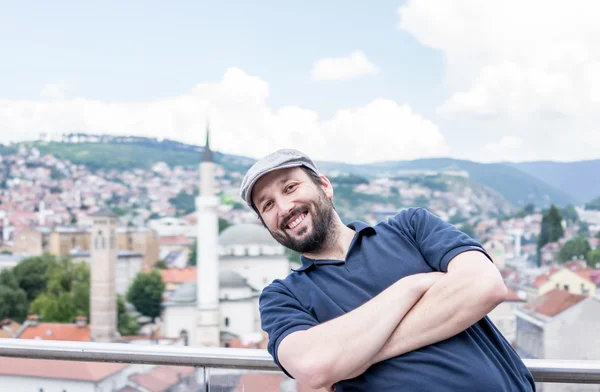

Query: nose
<box><xmin>276</xmin><ymin>197</ymin><xmax>295</xmax><ymax>219</ymax></box>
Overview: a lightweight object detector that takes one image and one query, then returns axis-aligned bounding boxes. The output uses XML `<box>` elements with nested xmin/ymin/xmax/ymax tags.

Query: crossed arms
<box><xmin>276</xmin><ymin>250</ymin><xmax>508</xmax><ymax>390</ymax></box>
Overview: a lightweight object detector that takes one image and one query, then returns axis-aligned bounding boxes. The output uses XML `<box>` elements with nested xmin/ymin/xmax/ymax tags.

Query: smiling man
<box><xmin>240</xmin><ymin>149</ymin><xmax>535</xmax><ymax>392</ymax></box>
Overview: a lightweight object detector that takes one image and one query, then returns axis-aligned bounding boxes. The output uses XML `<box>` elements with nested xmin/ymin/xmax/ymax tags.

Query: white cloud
<box><xmin>39</xmin><ymin>83</ymin><xmax>70</xmax><ymax>101</ymax></box>
<box><xmin>397</xmin><ymin>0</ymin><xmax>600</xmax><ymax>161</ymax></box>
<box><xmin>0</xmin><ymin>67</ymin><xmax>449</xmax><ymax>164</ymax></box>
<box><xmin>482</xmin><ymin>136</ymin><xmax>528</xmax><ymax>162</ymax></box>
<box><xmin>311</xmin><ymin>50</ymin><xmax>380</xmax><ymax>81</ymax></box>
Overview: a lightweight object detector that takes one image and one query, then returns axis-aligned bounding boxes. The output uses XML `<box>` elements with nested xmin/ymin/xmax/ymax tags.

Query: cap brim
<box><xmin>246</xmin><ymin>162</ymin><xmax>308</xmax><ymax>209</ymax></box>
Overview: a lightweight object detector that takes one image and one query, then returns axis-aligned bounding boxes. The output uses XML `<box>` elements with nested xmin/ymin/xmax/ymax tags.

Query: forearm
<box><xmin>284</xmin><ymin>273</ymin><xmax>438</xmax><ymax>388</ymax></box>
<box><xmin>372</xmin><ymin>267</ymin><xmax>506</xmax><ymax>364</ymax></box>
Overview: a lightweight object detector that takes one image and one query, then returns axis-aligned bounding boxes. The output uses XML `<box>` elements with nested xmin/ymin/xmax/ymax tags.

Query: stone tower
<box><xmin>90</xmin><ymin>208</ymin><xmax>118</xmax><ymax>342</ymax></box>
<box><xmin>194</xmin><ymin>123</ymin><xmax>221</xmax><ymax>347</ymax></box>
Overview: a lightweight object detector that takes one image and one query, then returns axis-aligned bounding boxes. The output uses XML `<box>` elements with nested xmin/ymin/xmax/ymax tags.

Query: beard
<box><xmin>268</xmin><ymin>190</ymin><xmax>335</xmax><ymax>254</ymax></box>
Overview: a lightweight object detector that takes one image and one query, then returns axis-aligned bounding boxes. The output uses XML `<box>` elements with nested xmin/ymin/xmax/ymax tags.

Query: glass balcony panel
<box><xmin>0</xmin><ymin>356</ymin><xmax>205</xmax><ymax>392</ymax></box>
<box><xmin>206</xmin><ymin>367</ymin><xmax>329</xmax><ymax>391</ymax></box>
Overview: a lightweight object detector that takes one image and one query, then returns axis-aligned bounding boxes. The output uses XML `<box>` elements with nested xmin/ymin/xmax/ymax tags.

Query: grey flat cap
<box><xmin>240</xmin><ymin>149</ymin><xmax>319</xmax><ymax>208</ymax></box>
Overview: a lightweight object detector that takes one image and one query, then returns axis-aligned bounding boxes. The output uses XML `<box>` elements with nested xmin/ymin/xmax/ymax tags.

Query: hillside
<box><xmin>318</xmin><ymin>158</ymin><xmax>576</xmax><ymax>208</ymax></box>
<box><xmin>586</xmin><ymin>196</ymin><xmax>600</xmax><ymax>211</ymax></box>
<box><xmin>510</xmin><ymin>160</ymin><xmax>600</xmax><ymax>204</ymax></box>
<box><xmin>23</xmin><ymin>141</ymin><xmax>254</xmax><ymax>174</ymax></box>
<box><xmin>15</xmin><ymin>138</ymin><xmax>576</xmax><ymax>209</ymax></box>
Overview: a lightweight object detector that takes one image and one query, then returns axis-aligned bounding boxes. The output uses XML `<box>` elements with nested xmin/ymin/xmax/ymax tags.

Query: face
<box><xmin>251</xmin><ymin>167</ymin><xmax>335</xmax><ymax>254</ymax></box>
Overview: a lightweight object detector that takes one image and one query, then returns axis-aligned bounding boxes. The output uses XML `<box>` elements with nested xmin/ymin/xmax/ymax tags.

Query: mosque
<box><xmin>160</xmin><ymin>129</ymin><xmax>292</xmax><ymax>347</ymax></box>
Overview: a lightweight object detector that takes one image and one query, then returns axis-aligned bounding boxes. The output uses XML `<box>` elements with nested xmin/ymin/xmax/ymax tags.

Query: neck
<box><xmin>302</xmin><ymin>215</ymin><xmax>356</xmax><ymax>261</ymax></box>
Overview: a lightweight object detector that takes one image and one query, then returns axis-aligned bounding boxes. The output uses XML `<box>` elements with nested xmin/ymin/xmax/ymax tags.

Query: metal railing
<box><xmin>1</xmin><ymin>338</ymin><xmax>600</xmax><ymax>384</ymax></box>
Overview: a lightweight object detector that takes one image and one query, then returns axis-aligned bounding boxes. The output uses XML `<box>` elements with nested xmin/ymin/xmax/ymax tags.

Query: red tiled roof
<box><xmin>0</xmin><ymin>357</ymin><xmax>127</xmax><ymax>381</ymax></box>
<box><xmin>18</xmin><ymin>323</ymin><xmax>90</xmax><ymax>341</ymax></box>
<box><xmin>522</xmin><ymin>289</ymin><xmax>587</xmax><ymax>319</ymax></box>
<box><xmin>160</xmin><ymin>266</ymin><xmax>196</xmax><ymax>284</ymax></box>
<box><xmin>532</xmin><ymin>266</ymin><xmax>561</xmax><ymax>287</ymax></box>
<box><xmin>128</xmin><ymin>366</ymin><xmax>196</xmax><ymax>392</ymax></box>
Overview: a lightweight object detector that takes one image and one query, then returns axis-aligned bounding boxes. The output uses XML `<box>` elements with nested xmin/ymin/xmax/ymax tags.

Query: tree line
<box><xmin>0</xmin><ymin>253</ymin><xmax>165</xmax><ymax>336</ymax></box>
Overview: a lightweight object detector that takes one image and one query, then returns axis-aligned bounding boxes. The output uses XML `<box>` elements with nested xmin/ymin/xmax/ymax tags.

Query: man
<box><xmin>240</xmin><ymin>149</ymin><xmax>535</xmax><ymax>392</ymax></box>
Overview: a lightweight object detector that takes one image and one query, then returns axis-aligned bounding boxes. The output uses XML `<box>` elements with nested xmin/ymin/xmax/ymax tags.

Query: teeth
<box><xmin>288</xmin><ymin>213</ymin><xmax>306</xmax><ymax>229</ymax></box>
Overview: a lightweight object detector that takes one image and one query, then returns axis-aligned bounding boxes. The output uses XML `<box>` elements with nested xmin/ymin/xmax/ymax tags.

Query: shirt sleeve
<box><xmin>259</xmin><ymin>281</ymin><xmax>319</xmax><ymax>379</ymax></box>
<box><xmin>392</xmin><ymin>207</ymin><xmax>493</xmax><ymax>272</ymax></box>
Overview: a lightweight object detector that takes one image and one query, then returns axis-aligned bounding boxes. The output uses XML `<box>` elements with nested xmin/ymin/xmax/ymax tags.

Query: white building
<box><xmin>515</xmin><ymin>289</ymin><xmax>600</xmax><ymax>392</ymax></box>
<box><xmin>218</xmin><ymin>223</ymin><xmax>289</xmax><ymax>292</ymax></box>
<box><xmin>148</xmin><ymin>216</ymin><xmax>195</xmax><ymax>238</ymax></box>
<box><xmin>162</xmin><ymin>269</ymin><xmax>260</xmax><ymax>346</ymax></box>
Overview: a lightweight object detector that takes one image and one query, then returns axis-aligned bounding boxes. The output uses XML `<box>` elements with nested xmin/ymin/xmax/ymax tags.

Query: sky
<box><xmin>1</xmin><ymin>0</ymin><xmax>600</xmax><ymax>164</ymax></box>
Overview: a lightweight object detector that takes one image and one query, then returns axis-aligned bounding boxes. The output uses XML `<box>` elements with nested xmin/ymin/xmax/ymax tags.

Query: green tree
<box><xmin>154</xmin><ymin>260</ymin><xmax>168</xmax><ymax>269</ymax></box>
<box><xmin>71</xmin><ymin>263</ymin><xmax>90</xmax><ymax>318</ymax></box>
<box><xmin>557</xmin><ymin>236</ymin><xmax>592</xmax><ymax>264</ymax></box>
<box><xmin>561</xmin><ymin>204</ymin><xmax>579</xmax><ymax>225</ymax></box>
<box><xmin>29</xmin><ymin>292</ymin><xmax>76</xmax><ymax>323</ymax></box>
<box><xmin>188</xmin><ymin>241</ymin><xmax>197</xmax><ymax>266</ymax></box>
<box><xmin>578</xmin><ymin>222</ymin><xmax>590</xmax><ymax>237</ymax></box>
<box><xmin>12</xmin><ymin>253</ymin><xmax>55</xmax><ymax>301</ymax></box>
<box><xmin>117</xmin><ymin>295</ymin><xmax>140</xmax><ymax>336</ymax></box>
<box><xmin>219</xmin><ymin>217</ymin><xmax>231</xmax><ymax>233</ymax></box>
<box><xmin>458</xmin><ymin>223</ymin><xmax>476</xmax><ymax>240</ymax></box>
<box><xmin>449</xmin><ymin>212</ymin><xmax>468</xmax><ymax>225</ymax></box>
<box><xmin>588</xmin><ymin>249</ymin><xmax>600</xmax><ymax>268</ymax></box>
<box><xmin>537</xmin><ymin>205</ymin><xmax>564</xmax><ymax>252</ymax></box>
<box><xmin>413</xmin><ymin>195</ymin><xmax>429</xmax><ymax>208</ymax></box>
<box><xmin>0</xmin><ymin>270</ymin><xmax>29</xmax><ymax>322</ymax></box>
<box><xmin>126</xmin><ymin>269</ymin><xmax>165</xmax><ymax>320</ymax></box>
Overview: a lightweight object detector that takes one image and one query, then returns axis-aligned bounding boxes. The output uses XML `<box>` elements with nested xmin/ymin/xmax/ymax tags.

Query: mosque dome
<box><xmin>219</xmin><ymin>223</ymin><xmax>279</xmax><ymax>247</ymax></box>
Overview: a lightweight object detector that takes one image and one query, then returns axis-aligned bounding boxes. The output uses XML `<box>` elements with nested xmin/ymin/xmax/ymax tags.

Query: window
<box><xmin>224</xmin><ymin>317</ymin><xmax>230</xmax><ymax>327</ymax></box>
<box><xmin>564</xmin><ymin>284</ymin><xmax>569</xmax><ymax>291</ymax></box>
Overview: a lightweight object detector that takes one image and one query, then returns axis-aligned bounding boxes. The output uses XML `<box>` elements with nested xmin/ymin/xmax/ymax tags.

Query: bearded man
<box><xmin>239</xmin><ymin>149</ymin><xmax>535</xmax><ymax>392</ymax></box>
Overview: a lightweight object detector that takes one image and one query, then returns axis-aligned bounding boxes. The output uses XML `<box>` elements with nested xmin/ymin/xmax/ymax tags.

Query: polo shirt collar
<box><xmin>291</xmin><ymin>220</ymin><xmax>376</xmax><ymax>272</ymax></box>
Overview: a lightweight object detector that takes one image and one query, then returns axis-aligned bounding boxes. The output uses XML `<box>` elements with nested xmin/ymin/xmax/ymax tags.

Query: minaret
<box><xmin>89</xmin><ymin>208</ymin><xmax>118</xmax><ymax>342</ymax></box>
<box><xmin>194</xmin><ymin>123</ymin><xmax>221</xmax><ymax>347</ymax></box>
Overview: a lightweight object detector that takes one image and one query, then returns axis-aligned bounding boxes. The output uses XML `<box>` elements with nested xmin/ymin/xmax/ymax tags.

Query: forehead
<box><xmin>251</xmin><ymin>167</ymin><xmax>307</xmax><ymax>204</ymax></box>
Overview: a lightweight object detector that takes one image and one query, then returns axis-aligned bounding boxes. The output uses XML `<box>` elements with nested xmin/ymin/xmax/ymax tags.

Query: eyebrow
<box><xmin>255</xmin><ymin>176</ymin><xmax>293</xmax><ymax>207</ymax></box>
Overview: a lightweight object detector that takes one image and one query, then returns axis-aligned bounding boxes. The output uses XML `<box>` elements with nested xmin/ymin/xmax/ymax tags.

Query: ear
<box><xmin>319</xmin><ymin>175</ymin><xmax>334</xmax><ymax>199</ymax></box>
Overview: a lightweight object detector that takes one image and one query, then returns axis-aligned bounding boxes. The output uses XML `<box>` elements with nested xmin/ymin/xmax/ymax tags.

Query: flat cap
<box><xmin>240</xmin><ymin>149</ymin><xmax>319</xmax><ymax>209</ymax></box>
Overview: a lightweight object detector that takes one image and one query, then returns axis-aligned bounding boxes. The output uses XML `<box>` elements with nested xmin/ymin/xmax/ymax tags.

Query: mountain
<box><xmin>509</xmin><ymin>160</ymin><xmax>600</xmax><ymax>205</ymax></box>
<box><xmin>317</xmin><ymin>158</ymin><xmax>576</xmax><ymax>208</ymax></box>
<box><xmin>17</xmin><ymin>138</ymin><xmax>576</xmax><ymax>208</ymax></box>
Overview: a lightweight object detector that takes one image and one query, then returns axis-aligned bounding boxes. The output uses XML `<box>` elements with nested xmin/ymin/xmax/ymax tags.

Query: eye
<box><xmin>262</xmin><ymin>201</ymin><xmax>273</xmax><ymax>212</ymax></box>
<box><xmin>285</xmin><ymin>183</ymin><xmax>297</xmax><ymax>193</ymax></box>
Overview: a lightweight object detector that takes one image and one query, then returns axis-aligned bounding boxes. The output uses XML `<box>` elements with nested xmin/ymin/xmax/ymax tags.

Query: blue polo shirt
<box><xmin>259</xmin><ymin>208</ymin><xmax>535</xmax><ymax>391</ymax></box>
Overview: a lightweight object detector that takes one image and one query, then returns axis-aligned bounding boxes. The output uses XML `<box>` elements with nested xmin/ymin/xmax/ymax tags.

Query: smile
<box><xmin>287</xmin><ymin>212</ymin><xmax>308</xmax><ymax>230</ymax></box>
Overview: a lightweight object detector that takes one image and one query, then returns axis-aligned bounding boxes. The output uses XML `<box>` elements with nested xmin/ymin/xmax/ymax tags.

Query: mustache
<box><xmin>280</xmin><ymin>205</ymin><xmax>310</xmax><ymax>230</ymax></box>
